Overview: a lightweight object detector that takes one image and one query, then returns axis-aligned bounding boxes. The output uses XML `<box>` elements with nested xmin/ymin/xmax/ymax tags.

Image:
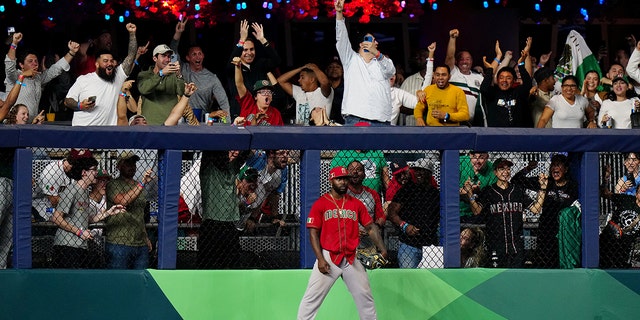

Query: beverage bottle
<box><xmin>45</xmin><ymin>207</ymin><xmax>54</xmax><ymax>221</ymax></box>
<box><xmin>491</xmin><ymin>250</ymin><xmax>499</xmax><ymax>268</ymax></box>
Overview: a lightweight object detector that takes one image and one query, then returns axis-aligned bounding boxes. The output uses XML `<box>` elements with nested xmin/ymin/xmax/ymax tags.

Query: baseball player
<box><xmin>297</xmin><ymin>166</ymin><xmax>387</xmax><ymax>320</ymax></box>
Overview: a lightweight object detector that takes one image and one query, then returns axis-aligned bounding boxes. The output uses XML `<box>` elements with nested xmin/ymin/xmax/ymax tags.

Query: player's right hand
<box><xmin>318</xmin><ymin>258</ymin><xmax>330</xmax><ymax>274</ymax></box>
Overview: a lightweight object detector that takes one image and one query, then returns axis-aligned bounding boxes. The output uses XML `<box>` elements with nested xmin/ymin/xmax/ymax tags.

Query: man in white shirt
<box><xmin>277</xmin><ymin>63</ymin><xmax>333</xmax><ymax>125</ymax></box>
<box><xmin>64</xmin><ymin>23</ymin><xmax>138</xmax><ymax>126</ymax></box>
<box><xmin>335</xmin><ymin>0</ymin><xmax>395</xmax><ymax>126</ymax></box>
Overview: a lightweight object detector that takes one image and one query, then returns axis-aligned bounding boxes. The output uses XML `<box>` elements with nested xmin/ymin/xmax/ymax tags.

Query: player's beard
<box><xmin>97</xmin><ymin>66</ymin><xmax>116</xmax><ymax>82</ymax></box>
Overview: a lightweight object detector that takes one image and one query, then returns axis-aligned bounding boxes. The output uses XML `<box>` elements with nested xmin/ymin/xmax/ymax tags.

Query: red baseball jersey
<box><xmin>306</xmin><ymin>193</ymin><xmax>373</xmax><ymax>265</ymax></box>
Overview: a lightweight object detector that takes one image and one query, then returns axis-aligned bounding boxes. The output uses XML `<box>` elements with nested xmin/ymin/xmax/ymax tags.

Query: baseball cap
<box><xmin>329</xmin><ymin>166</ymin><xmax>351</xmax><ymax>180</ymax></box>
<box><xmin>253</xmin><ymin>80</ymin><xmax>274</xmax><ymax>92</ymax></box>
<box><xmin>533</xmin><ymin>67</ymin><xmax>555</xmax><ymax>84</ymax></box>
<box><xmin>390</xmin><ymin>159</ymin><xmax>409</xmax><ymax>176</ymax></box>
<box><xmin>117</xmin><ymin>150</ymin><xmax>140</xmax><ymax>164</ymax></box>
<box><xmin>612</xmin><ymin>76</ymin><xmax>628</xmax><ymax>84</ymax></box>
<box><xmin>69</xmin><ymin>148</ymin><xmax>93</xmax><ymax>160</ymax></box>
<box><xmin>128</xmin><ymin>114</ymin><xmax>147</xmax><ymax>126</ymax></box>
<box><xmin>238</xmin><ymin>166</ymin><xmax>259</xmax><ymax>182</ymax></box>
<box><xmin>152</xmin><ymin>44</ymin><xmax>173</xmax><ymax>56</ymax></box>
<box><xmin>493</xmin><ymin>158</ymin><xmax>514</xmax><ymax>169</ymax></box>
<box><xmin>96</xmin><ymin>169</ymin><xmax>112</xmax><ymax>180</ymax></box>
<box><xmin>410</xmin><ymin>158</ymin><xmax>434</xmax><ymax>173</ymax></box>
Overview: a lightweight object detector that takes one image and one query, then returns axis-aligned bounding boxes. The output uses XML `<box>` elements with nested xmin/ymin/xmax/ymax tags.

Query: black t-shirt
<box><xmin>611</xmin><ymin>194</ymin><xmax>640</xmax><ymax>237</ymax></box>
<box><xmin>393</xmin><ymin>181</ymin><xmax>440</xmax><ymax>248</ymax></box>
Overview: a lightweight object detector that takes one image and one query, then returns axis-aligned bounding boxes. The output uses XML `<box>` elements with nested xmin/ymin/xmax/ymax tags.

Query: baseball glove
<box><xmin>357</xmin><ymin>249</ymin><xmax>389</xmax><ymax>269</ymax></box>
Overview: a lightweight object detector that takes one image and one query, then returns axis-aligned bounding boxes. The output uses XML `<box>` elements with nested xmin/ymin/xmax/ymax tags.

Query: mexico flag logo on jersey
<box><xmin>307</xmin><ymin>217</ymin><xmax>314</xmax><ymax>224</ymax></box>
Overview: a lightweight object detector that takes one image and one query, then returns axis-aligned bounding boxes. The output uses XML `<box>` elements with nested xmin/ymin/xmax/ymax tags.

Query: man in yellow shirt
<box><xmin>414</xmin><ymin>65</ymin><xmax>469</xmax><ymax>126</ymax></box>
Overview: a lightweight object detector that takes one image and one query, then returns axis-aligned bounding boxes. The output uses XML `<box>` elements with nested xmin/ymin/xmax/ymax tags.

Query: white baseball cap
<box><xmin>152</xmin><ymin>44</ymin><xmax>173</xmax><ymax>56</ymax></box>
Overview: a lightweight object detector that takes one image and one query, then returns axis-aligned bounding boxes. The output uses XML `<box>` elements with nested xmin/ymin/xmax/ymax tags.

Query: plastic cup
<box><xmin>46</xmin><ymin>113</ymin><xmax>55</xmax><ymax>122</ymax></box>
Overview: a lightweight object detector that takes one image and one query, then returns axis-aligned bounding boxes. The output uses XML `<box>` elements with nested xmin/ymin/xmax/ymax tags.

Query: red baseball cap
<box><xmin>69</xmin><ymin>148</ymin><xmax>93</xmax><ymax>160</ymax></box>
<box><xmin>329</xmin><ymin>166</ymin><xmax>351</xmax><ymax>180</ymax></box>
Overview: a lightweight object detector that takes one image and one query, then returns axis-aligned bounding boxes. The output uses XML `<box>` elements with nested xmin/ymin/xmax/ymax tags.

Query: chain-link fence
<box><xmin>13</xmin><ymin>147</ymin><xmax>640</xmax><ymax>270</ymax></box>
<box><xmin>31</xmin><ymin>148</ymin><xmax>158</xmax><ymax>269</ymax></box>
<box><xmin>461</xmin><ymin>151</ymin><xmax>582</xmax><ymax>268</ymax></box>
<box><xmin>598</xmin><ymin>152</ymin><xmax>640</xmax><ymax>269</ymax></box>
<box><xmin>326</xmin><ymin>149</ymin><xmax>443</xmax><ymax>269</ymax></box>
<box><xmin>0</xmin><ymin>149</ymin><xmax>13</xmax><ymax>269</ymax></box>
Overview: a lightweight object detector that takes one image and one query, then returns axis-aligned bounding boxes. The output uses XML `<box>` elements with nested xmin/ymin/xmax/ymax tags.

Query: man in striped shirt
<box><xmin>445</xmin><ymin>29</ymin><xmax>484</xmax><ymax>126</ymax></box>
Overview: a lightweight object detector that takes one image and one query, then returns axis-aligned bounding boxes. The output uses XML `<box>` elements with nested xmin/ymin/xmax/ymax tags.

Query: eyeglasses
<box><xmin>561</xmin><ymin>84</ymin><xmax>578</xmax><ymax>88</ymax></box>
<box><xmin>257</xmin><ymin>90</ymin><xmax>274</xmax><ymax>96</ymax></box>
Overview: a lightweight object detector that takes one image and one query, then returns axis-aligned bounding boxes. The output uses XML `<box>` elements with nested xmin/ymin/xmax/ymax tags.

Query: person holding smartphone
<box><xmin>65</xmin><ymin>23</ymin><xmax>139</xmax><ymax>126</ymax></box>
<box><xmin>334</xmin><ymin>0</ymin><xmax>395</xmax><ymax>126</ymax></box>
<box><xmin>137</xmin><ymin>44</ymin><xmax>186</xmax><ymax>125</ymax></box>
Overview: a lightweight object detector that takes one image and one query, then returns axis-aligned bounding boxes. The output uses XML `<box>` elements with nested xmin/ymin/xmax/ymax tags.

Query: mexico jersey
<box><xmin>306</xmin><ymin>193</ymin><xmax>373</xmax><ymax>264</ymax></box>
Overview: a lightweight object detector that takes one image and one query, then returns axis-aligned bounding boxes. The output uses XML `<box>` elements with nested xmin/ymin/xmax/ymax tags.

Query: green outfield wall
<box><xmin>1</xmin><ymin>269</ymin><xmax>639</xmax><ymax>319</ymax></box>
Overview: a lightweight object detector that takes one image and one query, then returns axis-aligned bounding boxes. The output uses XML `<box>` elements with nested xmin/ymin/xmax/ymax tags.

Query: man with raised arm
<box><xmin>171</xmin><ymin>18</ymin><xmax>230</xmax><ymax>123</ymax></box>
<box><xmin>227</xmin><ymin>20</ymin><xmax>281</xmax><ymax>120</ymax></box>
<box><xmin>277</xmin><ymin>63</ymin><xmax>333</xmax><ymax>125</ymax></box>
<box><xmin>65</xmin><ymin>23</ymin><xmax>138</xmax><ymax>126</ymax></box>
<box><xmin>5</xmin><ymin>32</ymin><xmax>79</xmax><ymax>122</ymax></box>
<box><xmin>335</xmin><ymin>0</ymin><xmax>395</xmax><ymax>126</ymax></box>
<box><xmin>445</xmin><ymin>28</ymin><xmax>484</xmax><ymax>125</ymax></box>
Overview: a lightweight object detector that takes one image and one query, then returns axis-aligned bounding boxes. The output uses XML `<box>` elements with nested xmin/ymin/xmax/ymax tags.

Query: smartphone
<box><xmin>171</xmin><ymin>54</ymin><xmax>178</xmax><ymax>64</ymax></box>
<box><xmin>363</xmin><ymin>35</ymin><xmax>373</xmax><ymax>53</ymax></box>
<box><xmin>7</xmin><ymin>27</ymin><xmax>15</xmax><ymax>37</ymax></box>
<box><xmin>88</xmin><ymin>96</ymin><xmax>96</xmax><ymax>103</ymax></box>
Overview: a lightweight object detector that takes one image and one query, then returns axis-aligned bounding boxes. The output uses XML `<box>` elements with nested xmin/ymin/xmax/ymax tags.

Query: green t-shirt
<box><xmin>331</xmin><ymin>150</ymin><xmax>388</xmax><ymax>193</ymax></box>
<box><xmin>199</xmin><ymin>151</ymin><xmax>243</xmax><ymax>222</ymax></box>
<box><xmin>105</xmin><ymin>177</ymin><xmax>148</xmax><ymax>246</ymax></box>
<box><xmin>459</xmin><ymin>155</ymin><xmax>497</xmax><ymax>217</ymax></box>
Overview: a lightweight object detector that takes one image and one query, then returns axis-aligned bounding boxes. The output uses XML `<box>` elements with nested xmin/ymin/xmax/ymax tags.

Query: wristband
<box><xmin>402</xmin><ymin>223</ymin><xmax>409</xmax><ymax>233</ymax></box>
<box><xmin>10</xmin><ymin>43</ymin><xmax>17</xmax><ymax>50</ymax></box>
<box><xmin>184</xmin><ymin>93</ymin><xmax>191</xmax><ymax>98</ymax></box>
<box><xmin>470</xmin><ymin>194</ymin><xmax>478</xmax><ymax>202</ymax></box>
<box><xmin>493</xmin><ymin>58</ymin><xmax>500</xmax><ymax>63</ymax></box>
<box><xmin>375</xmin><ymin>51</ymin><xmax>382</xmax><ymax>59</ymax></box>
<box><xmin>68</xmin><ymin>51</ymin><xmax>75</xmax><ymax>57</ymax></box>
<box><xmin>134</xmin><ymin>59</ymin><xmax>139</xmax><ymax>66</ymax></box>
<box><xmin>426</xmin><ymin>58</ymin><xmax>434</xmax><ymax>62</ymax></box>
<box><xmin>540</xmin><ymin>188</ymin><xmax>547</xmax><ymax>191</ymax></box>
<box><xmin>237</xmin><ymin>40</ymin><xmax>245</xmax><ymax>48</ymax></box>
<box><xmin>263</xmin><ymin>41</ymin><xmax>270</xmax><ymax>47</ymax></box>
<box><xmin>138</xmin><ymin>182</ymin><xmax>145</xmax><ymax>189</ymax></box>
<box><xmin>518</xmin><ymin>61</ymin><xmax>525</xmax><ymax>66</ymax></box>
<box><xmin>76</xmin><ymin>228</ymin><xmax>83</xmax><ymax>237</ymax></box>
<box><xmin>119</xmin><ymin>92</ymin><xmax>127</xmax><ymax>98</ymax></box>
<box><xmin>77</xmin><ymin>101</ymin><xmax>82</xmax><ymax>111</ymax></box>
<box><xmin>537</xmin><ymin>64</ymin><xmax>544</xmax><ymax>68</ymax></box>
<box><xmin>17</xmin><ymin>75</ymin><xmax>25</xmax><ymax>82</ymax></box>
<box><xmin>444</xmin><ymin>113</ymin><xmax>450</xmax><ymax>122</ymax></box>
<box><xmin>158</xmin><ymin>70</ymin><xmax>164</xmax><ymax>77</ymax></box>
<box><xmin>15</xmin><ymin>80</ymin><xmax>23</xmax><ymax>86</ymax></box>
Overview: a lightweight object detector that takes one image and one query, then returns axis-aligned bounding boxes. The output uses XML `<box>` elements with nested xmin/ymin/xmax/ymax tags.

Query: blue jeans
<box><xmin>106</xmin><ymin>242</ymin><xmax>149</xmax><ymax>269</ymax></box>
<box><xmin>398</xmin><ymin>241</ymin><xmax>422</xmax><ymax>269</ymax></box>
<box><xmin>344</xmin><ymin>115</ymin><xmax>390</xmax><ymax>126</ymax></box>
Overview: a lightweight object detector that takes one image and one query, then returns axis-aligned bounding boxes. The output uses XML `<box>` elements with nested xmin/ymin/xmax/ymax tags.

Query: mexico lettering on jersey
<box><xmin>306</xmin><ymin>193</ymin><xmax>373</xmax><ymax>265</ymax></box>
<box><xmin>478</xmin><ymin>184</ymin><xmax>531</xmax><ymax>255</ymax></box>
